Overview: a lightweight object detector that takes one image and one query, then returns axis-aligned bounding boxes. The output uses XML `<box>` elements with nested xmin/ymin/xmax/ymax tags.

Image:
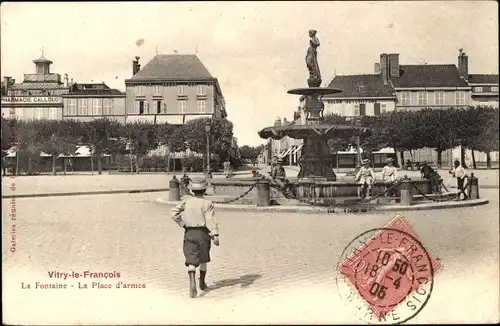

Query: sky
<box><xmin>1</xmin><ymin>1</ymin><xmax>498</xmax><ymax>146</ymax></box>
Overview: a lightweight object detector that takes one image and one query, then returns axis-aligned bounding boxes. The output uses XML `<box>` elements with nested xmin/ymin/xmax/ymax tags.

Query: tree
<box><xmin>16</xmin><ymin>119</ymin><xmax>45</xmax><ymax>175</ymax></box>
<box><xmin>182</xmin><ymin>117</ymin><xmax>234</xmax><ymax>169</ymax></box>
<box><xmin>154</xmin><ymin>123</ymin><xmax>187</xmax><ymax>172</ymax></box>
<box><xmin>1</xmin><ymin>117</ymin><xmax>18</xmax><ymax>151</ymax></box>
<box><xmin>466</xmin><ymin>106</ymin><xmax>499</xmax><ymax>168</ymax></box>
<box><xmin>38</xmin><ymin>120</ymin><xmax>80</xmax><ymax>175</ymax></box>
<box><xmin>239</xmin><ymin>145</ymin><xmax>264</xmax><ymax>162</ymax></box>
<box><xmin>122</xmin><ymin>121</ymin><xmax>159</xmax><ymax>173</ymax></box>
<box><xmin>82</xmin><ymin>118</ymin><xmax>122</xmax><ymax>175</ymax></box>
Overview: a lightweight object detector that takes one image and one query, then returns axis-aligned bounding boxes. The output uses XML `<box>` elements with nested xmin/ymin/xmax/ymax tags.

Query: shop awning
<box><xmin>373</xmin><ymin>147</ymin><xmax>395</xmax><ymax>154</ymax></box>
<box><xmin>279</xmin><ymin>147</ymin><xmax>294</xmax><ymax>159</ymax></box>
<box><xmin>292</xmin><ymin>144</ymin><xmax>303</xmax><ymax>154</ymax></box>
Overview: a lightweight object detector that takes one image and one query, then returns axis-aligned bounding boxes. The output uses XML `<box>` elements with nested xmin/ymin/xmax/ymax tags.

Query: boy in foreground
<box><xmin>171</xmin><ymin>176</ymin><xmax>220</xmax><ymax>298</ymax></box>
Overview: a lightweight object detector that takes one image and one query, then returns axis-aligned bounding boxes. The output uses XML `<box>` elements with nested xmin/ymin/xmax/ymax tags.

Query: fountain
<box><xmin>204</xmin><ymin>30</ymin><xmax>434</xmax><ymax>205</ymax></box>
<box><xmin>258</xmin><ymin>29</ymin><xmax>367</xmax><ymax>182</ymax></box>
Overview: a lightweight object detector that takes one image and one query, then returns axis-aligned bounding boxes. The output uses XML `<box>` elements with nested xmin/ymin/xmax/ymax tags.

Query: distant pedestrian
<box><xmin>1</xmin><ymin>153</ymin><xmax>7</xmax><ymax>177</ymax></box>
<box><xmin>171</xmin><ymin>176</ymin><xmax>220</xmax><ymax>298</ymax></box>
<box><xmin>449</xmin><ymin>160</ymin><xmax>468</xmax><ymax>200</ymax></box>
<box><xmin>223</xmin><ymin>160</ymin><xmax>231</xmax><ymax>176</ymax></box>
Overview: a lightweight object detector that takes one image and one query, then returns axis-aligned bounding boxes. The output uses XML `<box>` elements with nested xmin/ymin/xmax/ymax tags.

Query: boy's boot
<box><xmin>199</xmin><ymin>270</ymin><xmax>208</xmax><ymax>290</ymax></box>
<box><xmin>188</xmin><ymin>271</ymin><xmax>197</xmax><ymax>298</ymax></box>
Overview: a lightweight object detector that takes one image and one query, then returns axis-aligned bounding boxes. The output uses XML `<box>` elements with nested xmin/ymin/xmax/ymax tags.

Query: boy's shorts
<box><xmin>358</xmin><ymin>177</ymin><xmax>374</xmax><ymax>185</ymax></box>
<box><xmin>183</xmin><ymin>227</ymin><xmax>211</xmax><ymax>267</ymax></box>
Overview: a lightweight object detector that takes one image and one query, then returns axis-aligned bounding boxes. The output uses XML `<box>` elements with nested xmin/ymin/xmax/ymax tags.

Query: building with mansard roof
<box><xmin>124</xmin><ymin>54</ymin><xmax>227</xmax><ymax>125</ymax></box>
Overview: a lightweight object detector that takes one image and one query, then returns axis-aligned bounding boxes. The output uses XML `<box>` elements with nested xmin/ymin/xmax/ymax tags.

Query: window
<box><xmin>156</xmin><ymin>101</ymin><xmax>163</xmax><ymax>114</ymax></box>
<box><xmin>435</xmin><ymin>91</ymin><xmax>445</xmax><ymax>105</ymax></box>
<box><xmin>92</xmin><ymin>98</ymin><xmax>102</xmax><ymax>115</ymax></box>
<box><xmin>178</xmin><ymin>100</ymin><xmax>187</xmax><ymax>113</ymax></box>
<box><xmin>79</xmin><ymin>98</ymin><xmax>88</xmax><ymax>115</ymax></box>
<box><xmin>67</xmin><ymin>99</ymin><xmax>77</xmax><ymax>115</ymax></box>
<box><xmin>455</xmin><ymin>91</ymin><xmax>465</xmax><ymax>105</ymax></box>
<box><xmin>359</xmin><ymin>104</ymin><xmax>366</xmax><ymax>116</ymax></box>
<box><xmin>137</xmin><ymin>86</ymin><xmax>145</xmax><ymax>96</ymax></box>
<box><xmin>154</xmin><ymin>85</ymin><xmax>161</xmax><ymax>96</ymax></box>
<box><xmin>137</xmin><ymin>101</ymin><xmax>145</xmax><ymax>114</ymax></box>
<box><xmin>401</xmin><ymin>91</ymin><xmax>411</xmax><ymax>105</ymax></box>
<box><xmin>197</xmin><ymin>100</ymin><xmax>206</xmax><ymax>113</ymax></box>
<box><xmin>49</xmin><ymin>108</ymin><xmax>58</xmax><ymax>120</ymax></box>
<box><xmin>36</xmin><ymin>108</ymin><xmax>44</xmax><ymax>120</ymax></box>
<box><xmin>178</xmin><ymin>85</ymin><xmax>185</xmax><ymax>96</ymax></box>
<box><xmin>474</xmin><ymin>87</ymin><xmax>483</xmax><ymax>92</ymax></box>
<box><xmin>197</xmin><ymin>84</ymin><xmax>206</xmax><ymax>95</ymax></box>
<box><xmin>492</xmin><ymin>86</ymin><xmax>499</xmax><ymax>92</ymax></box>
<box><xmin>417</xmin><ymin>91</ymin><xmax>427</xmax><ymax>105</ymax></box>
<box><xmin>374</xmin><ymin>103</ymin><xmax>381</xmax><ymax>116</ymax></box>
<box><xmin>103</xmin><ymin>99</ymin><xmax>113</xmax><ymax>115</ymax></box>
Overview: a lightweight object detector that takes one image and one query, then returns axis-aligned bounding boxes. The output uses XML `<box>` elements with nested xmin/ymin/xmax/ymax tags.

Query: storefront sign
<box><xmin>1</xmin><ymin>96</ymin><xmax>62</xmax><ymax>104</ymax></box>
<box><xmin>331</xmin><ymin>99</ymin><xmax>379</xmax><ymax>104</ymax></box>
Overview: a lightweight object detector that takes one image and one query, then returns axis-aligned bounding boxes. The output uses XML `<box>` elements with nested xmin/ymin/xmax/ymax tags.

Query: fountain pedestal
<box><xmin>298</xmin><ymin>135</ymin><xmax>336</xmax><ymax>181</ymax></box>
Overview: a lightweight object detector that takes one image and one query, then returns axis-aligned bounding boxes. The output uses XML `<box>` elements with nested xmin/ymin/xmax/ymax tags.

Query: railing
<box><xmin>23</xmin><ymin>74</ymin><xmax>61</xmax><ymax>83</ymax></box>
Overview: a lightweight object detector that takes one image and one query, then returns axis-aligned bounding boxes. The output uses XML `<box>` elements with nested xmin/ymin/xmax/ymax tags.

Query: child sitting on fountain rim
<box><xmin>355</xmin><ymin>159</ymin><xmax>375</xmax><ymax>198</ymax></box>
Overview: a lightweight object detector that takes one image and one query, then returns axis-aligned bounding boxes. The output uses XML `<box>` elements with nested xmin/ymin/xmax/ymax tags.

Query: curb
<box><xmin>2</xmin><ymin>188</ymin><xmax>170</xmax><ymax>199</ymax></box>
<box><xmin>155</xmin><ymin>196</ymin><xmax>490</xmax><ymax>214</ymax></box>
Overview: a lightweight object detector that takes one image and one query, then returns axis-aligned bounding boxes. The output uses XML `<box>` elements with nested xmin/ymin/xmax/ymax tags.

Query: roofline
<box><xmin>394</xmin><ymin>86</ymin><xmax>471</xmax><ymax>90</ymax></box>
<box><xmin>62</xmin><ymin>94</ymin><xmax>125</xmax><ymax>98</ymax></box>
<box><xmin>468</xmin><ymin>83</ymin><xmax>499</xmax><ymax>86</ymax></box>
<box><xmin>125</xmin><ymin>77</ymin><xmax>218</xmax><ymax>84</ymax></box>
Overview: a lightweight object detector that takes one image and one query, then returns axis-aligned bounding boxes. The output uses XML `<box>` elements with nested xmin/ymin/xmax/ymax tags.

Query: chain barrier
<box><xmin>269</xmin><ymin>179</ymin><xmax>403</xmax><ymax>213</ymax></box>
<box><xmin>410</xmin><ymin>181</ymin><xmax>460</xmax><ymax>202</ymax></box>
<box><xmin>179</xmin><ymin>178</ymin><xmax>261</xmax><ymax>204</ymax></box>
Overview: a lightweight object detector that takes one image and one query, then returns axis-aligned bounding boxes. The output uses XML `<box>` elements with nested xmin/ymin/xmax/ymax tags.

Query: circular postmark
<box><xmin>336</xmin><ymin>227</ymin><xmax>436</xmax><ymax>325</ymax></box>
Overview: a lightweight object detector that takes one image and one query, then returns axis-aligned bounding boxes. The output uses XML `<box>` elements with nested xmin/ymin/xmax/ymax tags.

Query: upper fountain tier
<box><xmin>258</xmin><ymin>123</ymin><xmax>368</xmax><ymax>140</ymax></box>
<box><xmin>287</xmin><ymin>87</ymin><xmax>342</xmax><ymax>97</ymax></box>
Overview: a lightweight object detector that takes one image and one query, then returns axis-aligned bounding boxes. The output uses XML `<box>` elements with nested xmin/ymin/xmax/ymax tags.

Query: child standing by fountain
<box><xmin>171</xmin><ymin>176</ymin><xmax>220</xmax><ymax>298</ymax></box>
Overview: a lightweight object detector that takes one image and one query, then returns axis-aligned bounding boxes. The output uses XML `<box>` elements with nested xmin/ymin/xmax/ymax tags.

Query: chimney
<box><xmin>388</xmin><ymin>53</ymin><xmax>399</xmax><ymax>78</ymax></box>
<box><xmin>380</xmin><ymin>53</ymin><xmax>389</xmax><ymax>85</ymax></box>
<box><xmin>70</xmin><ymin>78</ymin><xmax>74</xmax><ymax>85</ymax></box>
<box><xmin>458</xmin><ymin>48</ymin><xmax>468</xmax><ymax>81</ymax></box>
<box><xmin>374</xmin><ymin>63</ymin><xmax>380</xmax><ymax>74</ymax></box>
<box><xmin>64</xmin><ymin>73</ymin><xmax>69</xmax><ymax>87</ymax></box>
<box><xmin>132</xmin><ymin>56</ymin><xmax>141</xmax><ymax>76</ymax></box>
<box><xmin>3</xmin><ymin>76</ymin><xmax>11</xmax><ymax>95</ymax></box>
<box><xmin>274</xmin><ymin>117</ymin><xmax>282</xmax><ymax>127</ymax></box>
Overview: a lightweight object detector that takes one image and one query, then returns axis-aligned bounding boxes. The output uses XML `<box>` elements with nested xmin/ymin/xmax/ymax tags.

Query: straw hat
<box><xmin>385</xmin><ymin>158</ymin><xmax>394</xmax><ymax>163</ymax></box>
<box><xmin>188</xmin><ymin>177</ymin><xmax>209</xmax><ymax>191</ymax></box>
<box><xmin>362</xmin><ymin>159</ymin><xmax>370</xmax><ymax>164</ymax></box>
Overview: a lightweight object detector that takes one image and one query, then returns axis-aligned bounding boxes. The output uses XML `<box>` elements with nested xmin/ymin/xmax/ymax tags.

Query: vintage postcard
<box><xmin>2</xmin><ymin>1</ymin><xmax>499</xmax><ymax>325</ymax></box>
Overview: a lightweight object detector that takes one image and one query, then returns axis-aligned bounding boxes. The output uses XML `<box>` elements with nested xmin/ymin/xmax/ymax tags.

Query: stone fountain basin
<box><xmin>209</xmin><ymin>177</ymin><xmax>432</xmax><ymax>199</ymax></box>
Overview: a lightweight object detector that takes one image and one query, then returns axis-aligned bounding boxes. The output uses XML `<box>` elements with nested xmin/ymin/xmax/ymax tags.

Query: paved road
<box><xmin>2</xmin><ymin>190</ymin><xmax>498</xmax><ymax>324</ymax></box>
<box><xmin>1</xmin><ymin>170</ymin><xmax>254</xmax><ymax>197</ymax></box>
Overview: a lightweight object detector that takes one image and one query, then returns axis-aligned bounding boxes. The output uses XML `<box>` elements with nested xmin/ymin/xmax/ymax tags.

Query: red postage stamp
<box><xmin>336</xmin><ymin>215</ymin><xmax>441</xmax><ymax>324</ymax></box>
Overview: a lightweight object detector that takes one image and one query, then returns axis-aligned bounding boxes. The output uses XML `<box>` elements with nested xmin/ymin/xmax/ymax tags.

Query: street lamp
<box><xmin>205</xmin><ymin>121</ymin><xmax>212</xmax><ymax>179</ymax></box>
<box><xmin>355</xmin><ymin>119</ymin><xmax>362</xmax><ymax>169</ymax></box>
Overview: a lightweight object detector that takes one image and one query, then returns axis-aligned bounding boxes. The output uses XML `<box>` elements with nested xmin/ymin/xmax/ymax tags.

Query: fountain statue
<box><xmin>306</xmin><ymin>29</ymin><xmax>321</xmax><ymax>87</ymax></box>
<box><xmin>258</xmin><ymin>30</ymin><xmax>368</xmax><ymax>181</ymax></box>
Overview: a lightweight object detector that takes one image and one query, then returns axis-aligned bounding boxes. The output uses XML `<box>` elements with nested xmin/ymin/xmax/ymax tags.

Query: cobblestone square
<box><xmin>2</xmin><ymin>190</ymin><xmax>498</xmax><ymax>324</ymax></box>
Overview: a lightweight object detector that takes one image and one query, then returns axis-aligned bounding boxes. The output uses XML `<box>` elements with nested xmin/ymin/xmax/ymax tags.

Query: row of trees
<box><xmin>1</xmin><ymin>116</ymin><xmax>238</xmax><ymax>175</ymax></box>
<box><xmin>323</xmin><ymin>105</ymin><xmax>499</xmax><ymax>168</ymax></box>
